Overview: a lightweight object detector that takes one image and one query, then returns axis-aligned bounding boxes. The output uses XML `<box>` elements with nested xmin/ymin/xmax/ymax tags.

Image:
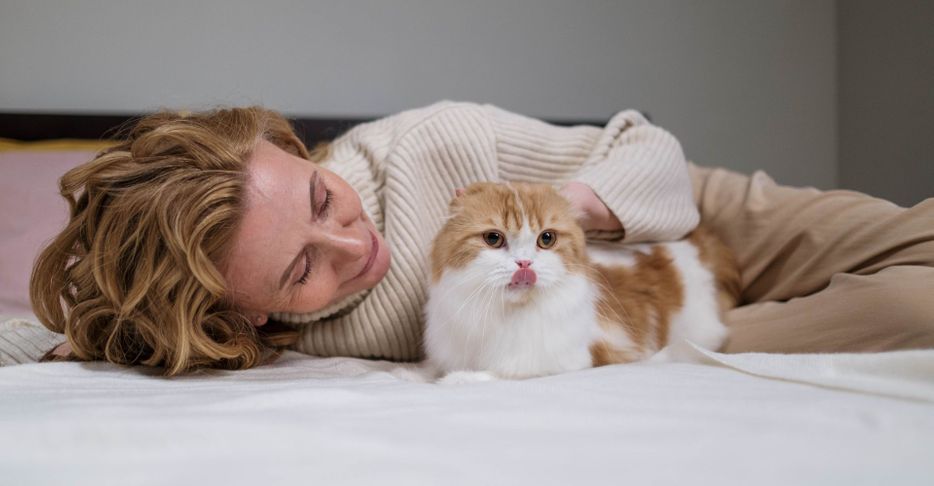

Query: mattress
<box><xmin>1</xmin><ymin>337</ymin><xmax>932</xmax><ymax>486</ymax></box>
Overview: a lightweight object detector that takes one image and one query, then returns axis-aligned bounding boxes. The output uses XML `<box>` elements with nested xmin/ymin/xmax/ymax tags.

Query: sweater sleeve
<box><xmin>0</xmin><ymin>318</ymin><xmax>63</xmax><ymax>366</ymax></box>
<box><xmin>485</xmin><ymin>104</ymin><xmax>699</xmax><ymax>243</ymax></box>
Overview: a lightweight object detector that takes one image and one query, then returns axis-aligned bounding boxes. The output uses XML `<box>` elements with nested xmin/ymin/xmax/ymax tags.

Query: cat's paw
<box><xmin>388</xmin><ymin>364</ymin><xmax>436</xmax><ymax>383</ymax></box>
<box><xmin>647</xmin><ymin>347</ymin><xmax>673</xmax><ymax>363</ymax></box>
<box><xmin>436</xmin><ymin>370</ymin><xmax>498</xmax><ymax>385</ymax></box>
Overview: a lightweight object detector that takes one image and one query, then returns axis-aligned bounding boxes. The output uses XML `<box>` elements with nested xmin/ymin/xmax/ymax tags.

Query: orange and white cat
<box><xmin>424</xmin><ymin>182</ymin><xmax>740</xmax><ymax>383</ymax></box>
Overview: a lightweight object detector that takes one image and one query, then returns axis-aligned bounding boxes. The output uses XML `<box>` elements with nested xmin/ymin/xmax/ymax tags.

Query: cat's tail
<box><xmin>688</xmin><ymin>226</ymin><xmax>742</xmax><ymax>314</ymax></box>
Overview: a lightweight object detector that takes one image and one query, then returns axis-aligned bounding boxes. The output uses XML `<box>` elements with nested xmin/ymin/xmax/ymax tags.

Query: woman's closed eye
<box><xmin>318</xmin><ymin>188</ymin><xmax>333</xmax><ymax>218</ymax></box>
<box><xmin>297</xmin><ymin>249</ymin><xmax>312</xmax><ymax>285</ymax></box>
<box><xmin>312</xmin><ymin>170</ymin><xmax>334</xmax><ymax>220</ymax></box>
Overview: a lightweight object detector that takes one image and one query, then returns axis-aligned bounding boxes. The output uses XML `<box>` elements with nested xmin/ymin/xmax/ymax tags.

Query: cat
<box><xmin>423</xmin><ymin>182</ymin><xmax>740</xmax><ymax>383</ymax></box>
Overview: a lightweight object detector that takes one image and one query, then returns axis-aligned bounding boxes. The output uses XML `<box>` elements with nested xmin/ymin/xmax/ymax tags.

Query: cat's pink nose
<box><xmin>516</xmin><ymin>259</ymin><xmax>532</xmax><ymax>269</ymax></box>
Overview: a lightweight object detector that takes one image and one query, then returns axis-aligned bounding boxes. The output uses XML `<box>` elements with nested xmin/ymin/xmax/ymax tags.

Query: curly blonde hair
<box><xmin>30</xmin><ymin>107</ymin><xmax>328</xmax><ymax>375</ymax></box>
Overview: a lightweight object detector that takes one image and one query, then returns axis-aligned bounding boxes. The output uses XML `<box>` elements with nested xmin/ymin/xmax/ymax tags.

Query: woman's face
<box><xmin>223</xmin><ymin>139</ymin><xmax>391</xmax><ymax>325</ymax></box>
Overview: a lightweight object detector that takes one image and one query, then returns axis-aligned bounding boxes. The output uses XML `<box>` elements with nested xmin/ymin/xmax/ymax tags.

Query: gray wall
<box><xmin>1</xmin><ymin>0</ymin><xmax>838</xmax><ymax>188</ymax></box>
<box><xmin>838</xmin><ymin>0</ymin><xmax>934</xmax><ymax>207</ymax></box>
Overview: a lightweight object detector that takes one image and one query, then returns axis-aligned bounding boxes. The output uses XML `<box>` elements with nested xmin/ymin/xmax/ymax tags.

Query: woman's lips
<box><xmin>355</xmin><ymin>231</ymin><xmax>379</xmax><ymax>279</ymax></box>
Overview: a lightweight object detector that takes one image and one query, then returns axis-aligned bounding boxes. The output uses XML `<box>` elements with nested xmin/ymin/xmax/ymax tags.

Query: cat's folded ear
<box><xmin>446</xmin><ymin>187</ymin><xmax>466</xmax><ymax>211</ymax></box>
<box><xmin>449</xmin><ymin>182</ymin><xmax>495</xmax><ymax>206</ymax></box>
<box><xmin>446</xmin><ymin>188</ymin><xmax>466</xmax><ymax>208</ymax></box>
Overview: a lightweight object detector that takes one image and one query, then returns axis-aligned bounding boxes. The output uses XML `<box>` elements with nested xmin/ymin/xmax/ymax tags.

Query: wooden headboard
<box><xmin>0</xmin><ymin>113</ymin><xmax>371</xmax><ymax>147</ymax></box>
<box><xmin>0</xmin><ymin>112</ymin><xmax>612</xmax><ymax>146</ymax></box>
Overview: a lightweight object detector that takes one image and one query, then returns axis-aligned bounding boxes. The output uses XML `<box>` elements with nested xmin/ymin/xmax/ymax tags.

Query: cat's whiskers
<box><xmin>480</xmin><ymin>269</ymin><xmax>515</xmax><ymax>341</ymax></box>
<box><xmin>449</xmin><ymin>271</ymin><xmax>498</xmax><ymax>325</ymax></box>
<box><xmin>465</xmin><ymin>278</ymin><xmax>497</xmax><ymax>350</ymax></box>
<box><xmin>425</xmin><ymin>269</ymin><xmax>501</xmax><ymax>360</ymax></box>
<box><xmin>494</xmin><ymin>278</ymin><xmax>505</xmax><ymax>347</ymax></box>
<box><xmin>475</xmin><ymin>279</ymin><xmax>498</xmax><ymax>354</ymax></box>
<box><xmin>564</xmin><ymin>261</ymin><xmax>634</xmax><ymax>325</ymax></box>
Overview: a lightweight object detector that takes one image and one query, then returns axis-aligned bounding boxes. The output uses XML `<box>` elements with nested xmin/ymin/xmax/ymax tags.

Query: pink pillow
<box><xmin>0</xmin><ymin>150</ymin><xmax>96</xmax><ymax>317</ymax></box>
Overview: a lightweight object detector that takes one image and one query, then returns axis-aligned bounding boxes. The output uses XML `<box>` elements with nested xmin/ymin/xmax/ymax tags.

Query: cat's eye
<box><xmin>482</xmin><ymin>231</ymin><xmax>506</xmax><ymax>248</ymax></box>
<box><xmin>537</xmin><ymin>230</ymin><xmax>557</xmax><ymax>249</ymax></box>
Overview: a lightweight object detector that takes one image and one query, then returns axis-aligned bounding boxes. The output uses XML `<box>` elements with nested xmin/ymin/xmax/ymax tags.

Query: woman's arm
<box><xmin>0</xmin><ymin>318</ymin><xmax>65</xmax><ymax>366</ymax></box>
<box><xmin>559</xmin><ymin>180</ymin><xmax>623</xmax><ymax>233</ymax></box>
<box><xmin>338</xmin><ymin>100</ymin><xmax>697</xmax><ymax>242</ymax></box>
<box><xmin>486</xmin><ymin>104</ymin><xmax>699</xmax><ymax>243</ymax></box>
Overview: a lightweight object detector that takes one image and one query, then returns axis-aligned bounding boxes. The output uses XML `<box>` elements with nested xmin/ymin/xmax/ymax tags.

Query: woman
<box><xmin>18</xmin><ymin>102</ymin><xmax>934</xmax><ymax>374</ymax></box>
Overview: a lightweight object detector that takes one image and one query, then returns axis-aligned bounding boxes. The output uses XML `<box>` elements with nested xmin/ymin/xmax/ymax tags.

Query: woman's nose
<box><xmin>316</xmin><ymin>226</ymin><xmax>369</xmax><ymax>261</ymax></box>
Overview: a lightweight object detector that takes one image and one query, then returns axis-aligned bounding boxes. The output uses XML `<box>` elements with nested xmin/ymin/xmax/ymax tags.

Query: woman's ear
<box><xmin>455</xmin><ymin>187</ymin><xmax>465</xmax><ymax>198</ymax></box>
<box><xmin>250</xmin><ymin>314</ymin><xmax>269</xmax><ymax>327</ymax></box>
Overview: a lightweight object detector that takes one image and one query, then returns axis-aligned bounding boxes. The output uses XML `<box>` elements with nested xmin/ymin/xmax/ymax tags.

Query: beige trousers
<box><xmin>689</xmin><ymin>164</ymin><xmax>934</xmax><ymax>353</ymax></box>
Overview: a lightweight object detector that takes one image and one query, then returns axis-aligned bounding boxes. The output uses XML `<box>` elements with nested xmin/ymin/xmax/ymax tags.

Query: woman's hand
<box><xmin>39</xmin><ymin>341</ymin><xmax>73</xmax><ymax>362</ymax></box>
<box><xmin>559</xmin><ymin>181</ymin><xmax>624</xmax><ymax>233</ymax></box>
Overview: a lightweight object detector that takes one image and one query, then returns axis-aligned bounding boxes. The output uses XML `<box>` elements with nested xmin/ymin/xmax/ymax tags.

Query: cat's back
<box><xmin>586</xmin><ymin>227</ymin><xmax>740</xmax><ymax>314</ymax></box>
<box><xmin>586</xmin><ymin>226</ymin><xmax>740</xmax><ymax>364</ymax></box>
<box><xmin>686</xmin><ymin>226</ymin><xmax>742</xmax><ymax>312</ymax></box>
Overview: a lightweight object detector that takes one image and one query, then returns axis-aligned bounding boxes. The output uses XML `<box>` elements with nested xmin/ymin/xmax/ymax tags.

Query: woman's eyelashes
<box><xmin>298</xmin><ymin>179</ymin><xmax>331</xmax><ymax>287</ymax></box>
<box><xmin>311</xmin><ymin>172</ymin><xmax>334</xmax><ymax>221</ymax></box>
<box><xmin>297</xmin><ymin>249</ymin><xmax>312</xmax><ymax>285</ymax></box>
<box><xmin>318</xmin><ymin>188</ymin><xmax>333</xmax><ymax>218</ymax></box>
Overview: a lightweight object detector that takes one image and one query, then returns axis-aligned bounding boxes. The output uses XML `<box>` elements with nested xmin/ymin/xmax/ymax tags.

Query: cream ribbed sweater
<box><xmin>0</xmin><ymin>100</ymin><xmax>698</xmax><ymax>366</ymax></box>
<box><xmin>280</xmin><ymin>101</ymin><xmax>699</xmax><ymax>361</ymax></box>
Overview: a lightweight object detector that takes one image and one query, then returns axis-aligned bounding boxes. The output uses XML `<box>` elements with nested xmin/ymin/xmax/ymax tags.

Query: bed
<box><xmin>1</xmin><ymin>113</ymin><xmax>933</xmax><ymax>485</ymax></box>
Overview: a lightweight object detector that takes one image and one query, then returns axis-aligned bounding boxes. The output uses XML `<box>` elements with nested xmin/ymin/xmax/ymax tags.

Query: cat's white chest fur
<box><xmin>424</xmin><ymin>269</ymin><xmax>602</xmax><ymax>380</ymax></box>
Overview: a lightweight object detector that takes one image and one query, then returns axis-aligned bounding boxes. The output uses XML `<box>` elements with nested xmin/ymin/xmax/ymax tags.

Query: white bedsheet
<box><xmin>1</xmin><ymin>344</ymin><xmax>933</xmax><ymax>486</ymax></box>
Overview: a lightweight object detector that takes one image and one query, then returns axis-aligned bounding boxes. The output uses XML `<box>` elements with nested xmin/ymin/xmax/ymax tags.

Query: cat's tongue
<box><xmin>509</xmin><ymin>268</ymin><xmax>537</xmax><ymax>289</ymax></box>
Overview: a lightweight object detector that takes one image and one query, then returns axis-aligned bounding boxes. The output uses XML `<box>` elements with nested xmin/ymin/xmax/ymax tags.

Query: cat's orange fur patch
<box><xmin>589</xmin><ymin>228</ymin><xmax>740</xmax><ymax>366</ymax></box>
<box><xmin>588</xmin><ymin>245</ymin><xmax>684</xmax><ymax>365</ymax></box>
<box><xmin>689</xmin><ymin>227</ymin><xmax>743</xmax><ymax>314</ymax></box>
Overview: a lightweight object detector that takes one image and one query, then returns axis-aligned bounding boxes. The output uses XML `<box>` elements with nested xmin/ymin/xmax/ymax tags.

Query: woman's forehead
<box><xmin>246</xmin><ymin>140</ymin><xmax>309</xmax><ymax>201</ymax></box>
<box><xmin>224</xmin><ymin>142</ymin><xmax>311</xmax><ymax>303</ymax></box>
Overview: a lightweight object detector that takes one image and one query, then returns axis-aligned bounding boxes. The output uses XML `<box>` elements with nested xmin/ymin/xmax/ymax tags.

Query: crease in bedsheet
<box><xmin>670</xmin><ymin>339</ymin><xmax>934</xmax><ymax>403</ymax></box>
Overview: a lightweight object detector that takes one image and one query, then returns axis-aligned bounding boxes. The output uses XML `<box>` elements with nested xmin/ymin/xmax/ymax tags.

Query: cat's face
<box><xmin>430</xmin><ymin>182</ymin><xmax>588</xmax><ymax>305</ymax></box>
